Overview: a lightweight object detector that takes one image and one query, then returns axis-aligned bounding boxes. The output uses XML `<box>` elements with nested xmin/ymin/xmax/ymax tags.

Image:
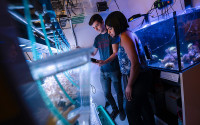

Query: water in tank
<box><xmin>135</xmin><ymin>7</ymin><xmax>200</xmax><ymax>72</ymax></box>
<box><xmin>135</xmin><ymin>17</ymin><xmax>179</xmax><ymax>70</ymax></box>
<box><xmin>177</xmin><ymin>7</ymin><xmax>200</xmax><ymax>70</ymax></box>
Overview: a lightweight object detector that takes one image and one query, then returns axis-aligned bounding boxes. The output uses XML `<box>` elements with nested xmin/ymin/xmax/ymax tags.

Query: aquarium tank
<box><xmin>135</xmin><ymin>7</ymin><xmax>200</xmax><ymax>72</ymax></box>
<box><xmin>29</xmin><ymin>48</ymin><xmax>92</xmax><ymax>125</ymax></box>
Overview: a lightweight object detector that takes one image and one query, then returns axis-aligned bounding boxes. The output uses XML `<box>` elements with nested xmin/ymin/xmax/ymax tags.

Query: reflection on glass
<box><xmin>135</xmin><ymin>7</ymin><xmax>200</xmax><ymax>72</ymax></box>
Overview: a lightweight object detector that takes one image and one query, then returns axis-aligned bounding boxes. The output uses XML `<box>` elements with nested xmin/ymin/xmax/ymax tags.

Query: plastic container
<box><xmin>29</xmin><ymin>47</ymin><xmax>93</xmax><ymax>125</ymax></box>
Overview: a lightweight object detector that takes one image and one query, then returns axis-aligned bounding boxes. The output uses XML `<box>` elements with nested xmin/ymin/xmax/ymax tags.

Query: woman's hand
<box><xmin>98</xmin><ymin>60</ymin><xmax>106</xmax><ymax>66</ymax></box>
<box><xmin>125</xmin><ymin>84</ymin><xmax>132</xmax><ymax>101</ymax></box>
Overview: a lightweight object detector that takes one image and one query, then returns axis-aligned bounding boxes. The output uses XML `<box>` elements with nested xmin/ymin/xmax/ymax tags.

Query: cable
<box><xmin>180</xmin><ymin>0</ymin><xmax>184</xmax><ymax>10</ymax></box>
<box><xmin>170</xmin><ymin>4</ymin><xmax>175</xmax><ymax>12</ymax></box>
<box><xmin>114</xmin><ymin>0</ymin><xmax>120</xmax><ymax>11</ymax></box>
<box><xmin>166</xmin><ymin>6</ymin><xmax>170</xmax><ymax>17</ymax></box>
<box><xmin>147</xmin><ymin>2</ymin><xmax>155</xmax><ymax>15</ymax></box>
<box><xmin>90</xmin><ymin>84</ymin><xmax>96</xmax><ymax>94</ymax></box>
<box><xmin>23</xmin><ymin>0</ymin><xmax>70</xmax><ymax>124</ymax></box>
<box><xmin>156</xmin><ymin>8</ymin><xmax>159</xmax><ymax>20</ymax></box>
<box><xmin>26</xmin><ymin>52</ymin><xmax>32</xmax><ymax>61</ymax></box>
<box><xmin>165</xmin><ymin>6</ymin><xmax>170</xmax><ymax>16</ymax></box>
<box><xmin>151</xmin><ymin>0</ymin><xmax>178</xmax><ymax>20</ymax></box>
<box><xmin>164</xmin><ymin>7</ymin><xmax>166</xmax><ymax>15</ymax></box>
<box><xmin>140</xmin><ymin>18</ymin><xmax>145</xmax><ymax>27</ymax></box>
<box><xmin>71</xmin><ymin>8</ymin><xmax>76</xmax><ymax>15</ymax></box>
<box><xmin>69</xmin><ymin>0</ymin><xmax>77</xmax><ymax>15</ymax></box>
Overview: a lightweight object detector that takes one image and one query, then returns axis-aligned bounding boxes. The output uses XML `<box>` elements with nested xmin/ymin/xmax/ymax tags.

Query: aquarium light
<box><xmin>128</xmin><ymin>14</ymin><xmax>149</xmax><ymax>24</ymax></box>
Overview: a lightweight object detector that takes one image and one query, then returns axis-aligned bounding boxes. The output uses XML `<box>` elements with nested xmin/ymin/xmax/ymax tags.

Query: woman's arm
<box><xmin>121</xmin><ymin>31</ymin><xmax>140</xmax><ymax>101</ymax></box>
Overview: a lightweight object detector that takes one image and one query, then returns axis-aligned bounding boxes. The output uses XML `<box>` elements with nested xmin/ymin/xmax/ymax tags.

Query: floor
<box><xmin>89</xmin><ymin>62</ymin><xmax>168</xmax><ymax>125</ymax></box>
<box><xmin>90</xmin><ymin>62</ymin><xmax>129</xmax><ymax>125</ymax></box>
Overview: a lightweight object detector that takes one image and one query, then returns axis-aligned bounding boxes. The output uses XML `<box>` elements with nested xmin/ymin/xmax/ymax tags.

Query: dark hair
<box><xmin>89</xmin><ymin>14</ymin><xmax>103</xmax><ymax>26</ymax></box>
<box><xmin>105</xmin><ymin>11</ymin><xmax>129</xmax><ymax>36</ymax></box>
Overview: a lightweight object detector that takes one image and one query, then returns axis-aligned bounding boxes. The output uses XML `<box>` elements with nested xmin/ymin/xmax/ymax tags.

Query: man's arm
<box><xmin>98</xmin><ymin>43</ymin><xmax>118</xmax><ymax>66</ymax></box>
<box><xmin>91</xmin><ymin>48</ymin><xmax>98</xmax><ymax>56</ymax></box>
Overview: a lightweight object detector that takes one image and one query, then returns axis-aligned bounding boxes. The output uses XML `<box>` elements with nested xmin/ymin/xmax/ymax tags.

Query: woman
<box><xmin>105</xmin><ymin>11</ymin><xmax>155</xmax><ymax>125</ymax></box>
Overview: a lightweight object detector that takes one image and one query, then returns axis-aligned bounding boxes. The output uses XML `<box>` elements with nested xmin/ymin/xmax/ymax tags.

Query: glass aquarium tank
<box><xmin>29</xmin><ymin>48</ymin><xmax>92</xmax><ymax>125</ymax></box>
<box><xmin>135</xmin><ymin>7</ymin><xmax>200</xmax><ymax>72</ymax></box>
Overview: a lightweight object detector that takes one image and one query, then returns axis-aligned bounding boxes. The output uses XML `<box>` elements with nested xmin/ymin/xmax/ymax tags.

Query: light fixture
<box><xmin>19</xmin><ymin>44</ymin><xmax>26</xmax><ymax>47</ymax></box>
<box><xmin>128</xmin><ymin>14</ymin><xmax>149</xmax><ymax>24</ymax></box>
<box><xmin>25</xmin><ymin>46</ymin><xmax>32</xmax><ymax>49</ymax></box>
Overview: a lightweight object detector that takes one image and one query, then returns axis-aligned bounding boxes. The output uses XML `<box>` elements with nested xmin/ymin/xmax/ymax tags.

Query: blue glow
<box><xmin>39</xmin><ymin>14</ymin><xmax>53</xmax><ymax>55</ymax></box>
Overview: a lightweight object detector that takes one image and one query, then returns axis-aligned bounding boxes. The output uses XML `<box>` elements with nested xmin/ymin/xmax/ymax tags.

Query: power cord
<box><xmin>114</xmin><ymin>0</ymin><xmax>120</xmax><ymax>11</ymax></box>
<box><xmin>180</xmin><ymin>0</ymin><xmax>184</xmax><ymax>10</ymax></box>
<box><xmin>150</xmin><ymin>0</ymin><xmax>177</xmax><ymax>20</ymax></box>
<box><xmin>90</xmin><ymin>84</ymin><xmax>96</xmax><ymax>94</ymax></box>
<box><xmin>26</xmin><ymin>52</ymin><xmax>32</xmax><ymax>61</ymax></box>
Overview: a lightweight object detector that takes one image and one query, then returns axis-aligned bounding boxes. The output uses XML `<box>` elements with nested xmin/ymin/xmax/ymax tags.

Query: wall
<box><xmin>192</xmin><ymin>0</ymin><xmax>200</xmax><ymax>7</ymax></box>
<box><xmin>64</xmin><ymin>0</ymin><xmax>186</xmax><ymax>48</ymax></box>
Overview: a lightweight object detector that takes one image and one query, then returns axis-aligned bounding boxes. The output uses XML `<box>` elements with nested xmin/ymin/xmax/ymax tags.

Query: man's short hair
<box><xmin>105</xmin><ymin>11</ymin><xmax>129</xmax><ymax>36</ymax></box>
<box><xmin>89</xmin><ymin>14</ymin><xmax>103</xmax><ymax>26</ymax></box>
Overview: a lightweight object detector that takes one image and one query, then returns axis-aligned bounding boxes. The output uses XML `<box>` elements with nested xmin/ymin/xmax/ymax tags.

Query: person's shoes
<box><xmin>119</xmin><ymin>110</ymin><xmax>126</xmax><ymax>121</ymax></box>
<box><xmin>110</xmin><ymin>110</ymin><xmax>119</xmax><ymax>120</ymax></box>
<box><xmin>105</xmin><ymin>101</ymin><xmax>110</xmax><ymax>109</ymax></box>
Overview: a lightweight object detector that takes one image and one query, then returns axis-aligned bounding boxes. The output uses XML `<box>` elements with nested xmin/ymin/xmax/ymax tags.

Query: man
<box><xmin>89</xmin><ymin>14</ymin><xmax>125</xmax><ymax>120</ymax></box>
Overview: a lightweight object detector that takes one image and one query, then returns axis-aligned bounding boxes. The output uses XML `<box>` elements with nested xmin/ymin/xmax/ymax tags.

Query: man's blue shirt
<box><xmin>93</xmin><ymin>32</ymin><xmax>120</xmax><ymax>72</ymax></box>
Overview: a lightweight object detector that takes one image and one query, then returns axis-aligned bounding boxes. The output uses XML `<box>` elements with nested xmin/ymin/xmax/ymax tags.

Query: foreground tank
<box><xmin>30</xmin><ymin>48</ymin><xmax>92</xmax><ymax>125</ymax></box>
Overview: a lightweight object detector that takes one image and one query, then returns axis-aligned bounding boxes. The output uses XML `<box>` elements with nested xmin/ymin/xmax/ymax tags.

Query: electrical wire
<box><xmin>164</xmin><ymin>7</ymin><xmax>167</xmax><ymax>17</ymax></box>
<box><xmin>151</xmin><ymin>0</ymin><xmax>178</xmax><ymax>20</ymax></box>
<box><xmin>140</xmin><ymin>18</ymin><xmax>145</xmax><ymax>27</ymax></box>
<box><xmin>147</xmin><ymin>3</ymin><xmax>155</xmax><ymax>14</ymax></box>
<box><xmin>23</xmin><ymin>0</ymin><xmax>38</xmax><ymax>61</ymax></box>
<box><xmin>132</xmin><ymin>21</ymin><xmax>144</xmax><ymax>31</ymax></box>
<box><xmin>166</xmin><ymin>6</ymin><xmax>170</xmax><ymax>17</ymax></box>
<box><xmin>180</xmin><ymin>0</ymin><xmax>184</xmax><ymax>10</ymax></box>
<box><xmin>165</xmin><ymin>6</ymin><xmax>170</xmax><ymax>17</ymax></box>
<box><xmin>23</xmin><ymin>0</ymin><xmax>70</xmax><ymax>124</ymax></box>
<box><xmin>40</xmin><ymin>13</ymin><xmax>77</xmax><ymax>105</ymax></box>
<box><xmin>170</xmin><ymin>4</ymin><xmax>175</xmax><ymax>12</ymax></box>
<box><xmin>114</xmin><ymin>0</ymin><xmax>120</xmax><ymax>11</ymax></box>
<box><xmin>65</xmin><ymin>0</ymin><xmax>79</xmax><ymax>18</ymax></box>
<box><xmin>156</xmin><ymin>8</ymin><xmax>159</xmax><ymax>20</ymax></box>
<box><xmin>90</xmin><ymin>84</ymin><xmax>96</xmax><ymax>94</ymax></box>
<box><xmin>135</xmin><ymin>2</ymin><xmax>155</xmax><ymax>29</ymax></box>
<box><xmin>26</xmin><ymin>52</ymin><xmax>32</xmax><ymax>61</ymax></box>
